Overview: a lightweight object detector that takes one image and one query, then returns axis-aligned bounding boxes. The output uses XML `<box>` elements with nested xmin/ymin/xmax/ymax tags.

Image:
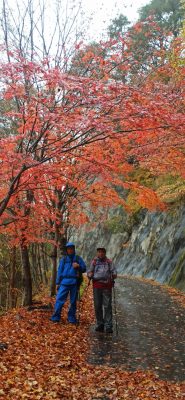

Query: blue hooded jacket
<box><xmin>56</xmin><ymin>244</ymin><xmax>86</xmax><ymax>286</ymax></box>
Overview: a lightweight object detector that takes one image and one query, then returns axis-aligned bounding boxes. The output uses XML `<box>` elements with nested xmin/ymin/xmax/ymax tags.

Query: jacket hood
<box><xmin>66</xmin><ymin>242</ymin><xmax>75</xmax><ymax>248</ymax></box>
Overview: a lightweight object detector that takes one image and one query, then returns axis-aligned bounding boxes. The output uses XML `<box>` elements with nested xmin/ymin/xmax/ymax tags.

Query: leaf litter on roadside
<box><xmin>0</xmin><ymin>285</ymin><xmax>185</xmax><ymax>399</ymax></box>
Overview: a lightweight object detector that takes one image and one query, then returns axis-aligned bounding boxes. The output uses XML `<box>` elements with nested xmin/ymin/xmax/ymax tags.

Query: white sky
<box><xmin>0</xmin><ymin>0</ymin><xmax>149</xmax><ymax>57</ymax></box>
<box><xmin>81</xmin><ymin>0</ymin><xmax>149</xmax><ymax>40</ymax></box>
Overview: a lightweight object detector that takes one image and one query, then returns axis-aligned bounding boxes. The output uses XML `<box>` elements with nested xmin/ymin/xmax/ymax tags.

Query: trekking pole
<box><xmin>113</xmin><ymin>283</ymin><xmax>118</xmax><ymax>336</ymax></box>
<box><xmin>76</xmin><ymin>287</ymin><xmax>81</xmax><ymax>326</ymax></box>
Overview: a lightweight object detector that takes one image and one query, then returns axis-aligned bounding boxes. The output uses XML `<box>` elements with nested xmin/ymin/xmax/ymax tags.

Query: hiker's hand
<box><xmin>88</xmin><ymin>272</ymin><xmax>93</xmax><ymax>278</ymax></box>
<box><xmin>112</xmin><ymin>274</ymin><xmax>117</xmax><ymax>279</ymax></box>
<box><xmin>73</xmin><ymin>262</ymin><xmax>79</xmax><ymax>269</ymax></box>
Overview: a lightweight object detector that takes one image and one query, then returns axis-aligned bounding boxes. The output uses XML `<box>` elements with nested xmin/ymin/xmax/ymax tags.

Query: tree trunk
<box><xmin>50</xmin><ymin>244</ymin><xmax>57</xmax><ymax>297</ymax></box>
<box><xmin>9</xmin><ymin>246</ymin><xmax>17</xmax><ymax>308</ymax></box>
<box><xmin>59</xmin><ymin>235</ymin><xmax>67</xmax><ymax>257</ymax></box>
<box><xmin>37</xmin><ymin>245</ymin><xmax>43</xmax><ymax>283</ymax></box>
<box><xmin>40</xmin><ymin>243</ymin><xmax>48</xmax><ymax>285</ymax></box>
<box><xmin>20</xmin><ymin>243</ymin><xmax>32</xmax><ymax>306</ymax></box>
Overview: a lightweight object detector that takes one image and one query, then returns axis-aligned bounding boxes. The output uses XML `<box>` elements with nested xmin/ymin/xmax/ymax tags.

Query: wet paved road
<box><xmin>88</xmin><ymin>277</ymin><xmax>185</xmax><ymax>382</ymax></box>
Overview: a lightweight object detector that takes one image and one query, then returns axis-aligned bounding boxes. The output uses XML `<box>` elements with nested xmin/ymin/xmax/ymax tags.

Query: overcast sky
<box><xmin>0</xmin><ymin>0</ymin><xmax>149</xmax><ymax>56</ymax></box>
<box><xmin>81</xmin><ymin>0</ymin><xmax>149</xmax><ymax>40</ymax></box>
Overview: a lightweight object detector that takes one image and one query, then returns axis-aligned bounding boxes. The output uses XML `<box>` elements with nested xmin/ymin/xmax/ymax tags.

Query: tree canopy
<box><xmin>139</xmin><ymin>0</ymin><xmax>184</xmax><ymax>37</ymax></box>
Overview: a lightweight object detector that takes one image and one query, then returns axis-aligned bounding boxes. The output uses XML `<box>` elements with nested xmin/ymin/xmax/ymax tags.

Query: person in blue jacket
<box><xmin>50</xmin><ymin>242</ymin><xmax>86</xmax><ymax>323</ymax></box>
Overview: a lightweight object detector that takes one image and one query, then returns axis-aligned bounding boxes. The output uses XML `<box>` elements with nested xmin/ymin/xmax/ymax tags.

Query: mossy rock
<box><xmin>169</xmin><ymin>251</ymin><xmax>185</xmax><ymax>291</ymax></box>
<box><xmin>104</xmin><ymin>215</ymin><xmax>126</xmax><ymax>234</ymax></box>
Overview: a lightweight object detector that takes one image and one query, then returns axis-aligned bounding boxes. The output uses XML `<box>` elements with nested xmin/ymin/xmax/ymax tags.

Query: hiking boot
<box><xmin>105</xmin><ymin>328</ymin><xmax>113</xmax><ymax>333</ymax></box>
<box><xmin>95</xmin><ymin>325</ymin><xmax>104</xmax><ymax>332</ymax></box>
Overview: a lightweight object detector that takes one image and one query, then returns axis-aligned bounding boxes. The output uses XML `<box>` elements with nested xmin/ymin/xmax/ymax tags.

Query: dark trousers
<box><xmin>93</xmin><ymin>287</ymin><xmax>112</xmax><ymax>329</ymax></box>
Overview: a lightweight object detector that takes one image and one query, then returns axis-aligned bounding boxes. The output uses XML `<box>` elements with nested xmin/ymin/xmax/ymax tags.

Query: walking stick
<box><xmin>76</xmin><ymin>287</ymin><xmax>81</xmax><ymax>326</ymax></box>
<box><xmin>113</xmin><ymin>282</ymin><xmax>118</xmax><ymax>335</ymax></box>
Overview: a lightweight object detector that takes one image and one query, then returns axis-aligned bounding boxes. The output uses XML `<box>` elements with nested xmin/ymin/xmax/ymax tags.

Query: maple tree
<box><xmin>0</xmin><ymin>50</ymin><xmax>113</xmax><ymax>303</ymax></box>
<box><xmin>0</xmin><ymin>43</ymin><xmax>167</xmax><ymax>223</ymax></box>
<box><xmin>127</xmin><ymin>37</ymin><xmax>185</xmax><ymax>178</ymax></box>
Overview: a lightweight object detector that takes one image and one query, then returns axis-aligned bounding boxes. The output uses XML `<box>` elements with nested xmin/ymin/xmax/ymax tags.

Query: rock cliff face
<box><xmin>72</xmin><ymin>206</ymin><xmax>185</xmax><ymax>291</ymax></box>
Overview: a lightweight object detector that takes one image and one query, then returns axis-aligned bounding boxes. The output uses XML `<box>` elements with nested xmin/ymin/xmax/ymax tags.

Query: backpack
<box><xmin>91</xmin><ymin>257</ymin><xmax>112</xmax><ymax>282</ymax></box>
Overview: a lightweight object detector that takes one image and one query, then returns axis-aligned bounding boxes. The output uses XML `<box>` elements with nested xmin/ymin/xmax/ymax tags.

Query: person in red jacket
<box><xmin>88</xmin><ymin>247</ymin><xmax>117</xmax><ymax>333</ymax></box>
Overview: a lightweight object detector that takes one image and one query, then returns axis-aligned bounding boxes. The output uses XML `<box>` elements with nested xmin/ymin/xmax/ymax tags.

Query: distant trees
<box><xmin>107</xmin><ymin>0</ymin><xmax>185</xmax><ymax>77</ymax></box>
<box><xmin>139</xmin><ymin>0</ymin><xmax>184</xmax><ymax>37</ymax></box>
<box><xmin>108</xmin><ymin>14</ymin><xmax>130</xmax><ymax>38</ymax></box>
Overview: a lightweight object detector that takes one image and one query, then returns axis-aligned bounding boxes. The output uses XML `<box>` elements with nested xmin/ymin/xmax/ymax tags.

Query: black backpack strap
<box><xmin>75</xmin><ymin>255</ymin><xmax>80</xmax><ymax>263</ymax></box>
<box><xmin>75</xmin><ymin>255</ymin><xmax>83</xmax><ymax>286</ymax></box>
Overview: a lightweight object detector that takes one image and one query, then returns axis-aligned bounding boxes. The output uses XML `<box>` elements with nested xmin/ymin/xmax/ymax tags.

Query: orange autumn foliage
<box><xmin>0</xmin><ymin>33</ymin><xmax>184</xmax><ymax>245</ymax></box>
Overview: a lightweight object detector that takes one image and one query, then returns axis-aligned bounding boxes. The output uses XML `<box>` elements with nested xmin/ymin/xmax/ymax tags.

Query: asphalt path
<box><xmin>88</xmin><ymin>277</ymin><xmax>185</xmax><ymax>382</ymax></box>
